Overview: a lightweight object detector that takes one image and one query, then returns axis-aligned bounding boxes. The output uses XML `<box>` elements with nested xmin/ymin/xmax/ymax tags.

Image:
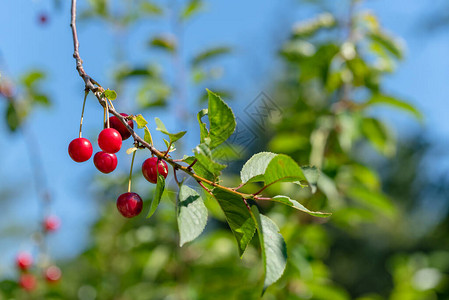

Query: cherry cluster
<box><xmin>68</xmin><ymin>112</ymin><xmax>168</xmax><ymax>218</ymax></box>
<box><xmin>15</xmin><ymin>215</ymin><xmax>61</xmax><ymax>292</ymax></box>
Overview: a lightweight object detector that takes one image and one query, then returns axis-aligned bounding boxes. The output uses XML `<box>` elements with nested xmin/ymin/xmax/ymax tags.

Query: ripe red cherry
<box><xmin>93</xmin><ymin>151</ymin><xmax>118</xmax><ymax>174</ymax></box>
<box><xmin>19</xmin><ymin>274</ymin><xmax>37</xmax><ymax>291</ymax></box>
<box><xmin>98</xmin><ymin>128</ymin><xmax>122</xmax><ymax>153</ymax></box>
<box><xmin>109</xmin><ymin>113</ymin><xmax>133</xmax><ymax>140</ymax></box>
<box><xmin>44</xmin><ymin>265</ymin><xmax>61</xmax><ymax>283</ymax></box>
<box><xmin>116</xmin><ymin>192</ymin><xmax>143</xmax><ymax>218</ymax></box>
<box><xmin>16</xmin><ymin>252</ymin><xmax>33</xmax><ymax>271</ymax></box>
<box><xmin>68</xmin><ymin>138</ymin><xmax>93</xmax><ymax>162</ymax></box>
<box><xmin>142</xmin><ymin>157</ymin><xmax>168</xmax><ymax>184</ymax></box>
<box><xmin>44</xmin><ymin>215</ymin><xmax>60</xmax><ymax>232</ymax></box>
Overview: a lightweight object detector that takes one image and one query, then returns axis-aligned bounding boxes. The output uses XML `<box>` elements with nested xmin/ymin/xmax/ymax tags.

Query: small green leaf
<box><xmin>147</xmin><ymin>174</ymin><xmax>166</xmax><ymax>219</ymax></box>
<box><xmin>240</xmin><ymin>152</ymin><xmax>277</xmax><ymax>184</ymax></box>
<box><xmin>271</xmin><ymin>195</ymin><xmax>331</xmax><ymax>217</ymax></box>
<box><xmin>207</xmin><ymin>89</ymin><xmax>236</xmax><ymax>149</ymax></box>
<box><xmin>33</xmin><ymin>94</ymin><xmax>50</xmax><ymax>106</ymax></box>
<box><xmin>163</xmin><ymin>139</ymin><xmax>176</xmax><ymax>152</ymax></box>
<box><xmin>103</xmin><ymin>89</ymin><xmax>117</xmax><ymax>100</ymax></box>
<box><xmin>368</xmin><ymin>31</ymin><xmax>403</xmax><ymax>59</ymax></box>
<box><xmin>149</xmin><ymin>35</ymin><xmax>176</xmax><ymax>52</ymax></box>
<box><xmin>212</xmin><ymin>189</ymin><xmax>256</xmax><ymax>256</ymax></box>
<box><xmin>21</xmin><ymin>71</ymin><xmax>45</xmax><ymax>87</ymax></box>
<box><xmin>177</xmin><ymin>184</ymin><xmax>208</xmax><ymax>246</ymax></box>
<box><xmin>361</xmin><ymin>117</ymin><xmax>395</xmax><ymax>156</ymax></box>
<box><xmin>192</xmin><ymin>46</ymin><xmax>232</xmax><ymax>67</ymax></box>
<box><xmin>5</xmin><ymin>102</ymin><xmax>20</xmax><ymax>132</ymax></box>
<box><xmin>264</xmin><ymin>154</ymin><xmax>306</xmax><ymax>185</ymax></box>
<box><xmin>181</xmin><ymin>0</ymin><xmax>203</xmax><ymax>20</ymax></box>
<box><xmin>251</xmin><ymin>207</ymin><xmax>287</xmax><ymax>294</ymax></box>
<box><xmin>144</xmin><ymin>127</ymin><xmax>152</xmax><ymax>144</ymax></box>
<box><xmin>140</xmin><ymin>2</ymin><xmax>163</xmax><ymax>15</ymax></box>
<box><xmin>194</xmin><ymin>143</ymin><xmax>226</xmax><ymax>178</ymax></box>
<box><xmin>365</xmin><ymin>94</ymin><xmax>422</xmax><ymax>120</ymax></box>
<box><xmin>184</xmin><ymin>156</ymin><xmax>216</xmax><ymax>182</ymax></box>
<box><xmin>134</xmin><ymin>114</ymin><xmax>148</xmax><ymax>129</ymax></box>
<box><xmin>197</xmin><ymin>109</ymin><xmax>209</xmax><ymax>144</ymax></box>
<box><xmin>155</xmin><ymin>117</ymin><xmax>186</xmax><ymax>143</ymax></box>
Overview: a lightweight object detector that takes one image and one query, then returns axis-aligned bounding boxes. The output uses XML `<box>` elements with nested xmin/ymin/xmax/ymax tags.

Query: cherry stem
<box><xmin>78</xmin><ymin>90</ymin><xmax>88</xmax><ymax>138</ymax></box>
<box><xmin>173</xmin><ymin>166</ymin><xmax>180</xmax><ymax>185</ymax></box>
<box><xmin>105</xmin><ymin>98</ymin><xmax>110</xmax><ymax>128</ymax></box>
<box><xmin>187</xmin><ymin>159</ymin><xmax>197</xmax><ymax>171</ymax></box>
<box><xmin>128</xmin><ymin>150</ymin><xmax>136</xmax><ymax>193</ymax></box>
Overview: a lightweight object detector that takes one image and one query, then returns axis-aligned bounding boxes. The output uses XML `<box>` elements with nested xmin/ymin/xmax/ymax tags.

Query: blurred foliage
<box><xmin>1</xmin><ymin>0</ymin><xmax>449</xmax><ymax>299</ymax></box>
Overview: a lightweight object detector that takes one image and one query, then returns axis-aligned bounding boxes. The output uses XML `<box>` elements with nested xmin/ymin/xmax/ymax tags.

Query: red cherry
<box><xmin>38</xmin><ymin>13</ymin><xmax>48</xmax><ymax>25</ymax></box>
<box><xmin>44</xmin><ymin>265</ymin><xmax>61</xmax><ymax>283</ymax></box>
<box><xmin>16</xmin><ymin>252</ymin><xmax>33</xmax><ymax>271</ymax></box>
<box><xmin>142</xmin><ymin>157</ymin><xmax>168</xmax><ymax>184</ymax></box>
<box><xmin>116</xmin><ymin>192</ymin><xmax>143</xmax><ymax>218</ymax></box>
<box><xmin>109</xmin><ymin>113</ymin><xmax>133</xmax><ymax>140</ymax></box>
<box><xmin>19</xmin><ymin>274</ymin><xmax>37</xmax><ymax>291</ymax></box>
<box><xmin>98</xmin><ymin>128</ymin><xmax>122</xmax><ymax>154</ymax></box>
<box><xmin>44</xmin><ymin>215</ymin><xmax>60</xmax><ymax>232</ymax></box>
<box><xmin>68</xmin><ymin>138</ymin><xmax>93</xmax><ymax>162</ymax></box>
<box><xmin>93</xmin><ymin>151</ymin><xmax>118</xmax><ymax>174</ymax></box>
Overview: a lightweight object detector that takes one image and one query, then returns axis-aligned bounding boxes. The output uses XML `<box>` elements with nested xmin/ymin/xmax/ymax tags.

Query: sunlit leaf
<box><xmin>147</xmin><ymin>174</ymin><xmax>165</xmax><ymax>219</ymax></box>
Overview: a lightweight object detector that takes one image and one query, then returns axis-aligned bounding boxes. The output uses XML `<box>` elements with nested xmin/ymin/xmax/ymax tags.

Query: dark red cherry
<box><xmin>116</xmin><ymin>192</ymin><xmax>143</xmax><ymax>218</ymax></box>
<box><xmin>94</xmin><ymin>151</ymin><xmax>118</xmax><ymax>174</ymax></box>
<box><xmin>44</xmin><ymin>265</ymin><xmax>61</xmax><ymax>283</ymax></box>
<box><xmin>68</xmin><ymin>138</ymin><xmax>93</xmax><ymax>162</ymax></box>
<box><xmin>98</xmin><ymin>128</ymin><xmax>122</xmax><ymax>154</ymax></box>
<box><xmin>142</xmin><ymin>157</ymin><xmax>168</xmax><ymax>184</ymax></box>
<box><xmin>19</xmin><ymin>274</ymin><xmax>37</xmax><ymax>291</ymax></box>
<box><xmin>38</xmin><ymin>13</ymin><xmax>48</xmax><ymax>25</ymax></box>
<box><xmin>16</xmin><ymin>252</ymin><xmax>33</xmax><ymax>271</ymax></box>
<box><xmin>109</xmin><ymin>113</ymin><xmax>133</xmax><ymax>140</ymax></box>
<box><xmin>44</xmin><ymin>215</ymin><xmax>60</xmax><ymax>232</ymax></box>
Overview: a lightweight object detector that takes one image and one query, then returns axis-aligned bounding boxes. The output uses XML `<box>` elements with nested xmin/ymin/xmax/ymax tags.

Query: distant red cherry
<box><xmin>16</xmin><ymin>252</ymin><xmax>33</xmax><ymax>271</ymax></box>
<box><xmin>109</xmin><ymin>113</ymin><xmax>133</xmax><ymax>140</ymax></box>
<box><xmin>68</xmin><ymin>138</ymin><xmax>93</xmax><ymax>162</ymax></box>
<box><xmin>38</xmin><ymin>13</ymin><xmax>48</xmax><ymax>25</ymax></box>
<box><xmin>44</xmin><ymin>215</ymin><xmax>60</xmax><ymax>232</ymax></box>
<box><xmin>19</xmin><ymin>274</ymin><xmax>37</xmax><ymax>291</ymax></box>
<box><xmin>116</xmin><ymin>192</ymin><xmax>143</xmax><ymax>218</ymax></box>
<box><xmin>93</xmin><ymin>151</ymin><xmax>118</xmax><ymax>173</ymax></box>
<box><xmin>142</xmin><ymin>157</ymin><xmax>168</xmax><ymax>184</ymax></box>
<box><xmin>44</xmin><ymin>265</ymin><xmax>61</xmax><ymax>283</ymax></box>
<box><xmin>98</xmin><ymin>128</ymin><xmax>122</xmax><ymax>153</ymax></box>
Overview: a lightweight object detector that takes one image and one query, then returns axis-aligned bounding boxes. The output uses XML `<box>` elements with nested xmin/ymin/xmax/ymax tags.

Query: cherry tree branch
<box><xmin>69</xmin><ymin>0</ymin><xmax>254</xmax><ymax>201</ymax></box>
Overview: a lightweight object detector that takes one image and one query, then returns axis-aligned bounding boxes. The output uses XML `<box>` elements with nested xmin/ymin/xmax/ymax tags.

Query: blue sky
<box><xmin>0</xmin><ymin>0</ymin><xmax>448</xmax><ymax>276</ymax></box>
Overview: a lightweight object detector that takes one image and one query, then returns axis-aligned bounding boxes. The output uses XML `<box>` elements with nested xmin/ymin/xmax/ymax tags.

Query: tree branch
<box><xmin>69</xmin><ymin>0</ymin><xmax>253</xmax><ymax>200</ymax></box>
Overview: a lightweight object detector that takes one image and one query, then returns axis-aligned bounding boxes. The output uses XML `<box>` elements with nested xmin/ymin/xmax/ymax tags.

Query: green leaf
<box><xmin>134</xmin><ymin>114</ymin><xmax>148</xmax><ymax>129</ymax></box>
<box><xmin>5</xmin><ymin>102</ymin><xmax>20</xmax><ymax>132</ymax></box>
<box><xmin>366</xmin><ymin>94</ymin><xmax>422</xmax><ymax>120</ymax></box>
<box><xmin>181</xmin><ymin>0</ymin><xmax>203</xmax><ymax>20</ymax></box>
<box><xmin>271</xmin><ymin>195</ymin><xmax>331</xmax><ymax>217</ymax></box>
<box><xmin>149</xmin><ymin>35</ymin><xmax>176</xmax><ymax>52</ymax></box>
<box><xmin>155</xmin><ymin>117</ymin><xmax>186</xmax><ymax>143</ymax></box>
<box><xmin>207</xmin><ymin>89</ymin><xmax>236</xmax><ymax>149</ymax></box>
<box><xmin>212</xmin><ymin>189</ymin><xmax>256</xmax><ymax>256</ymax></box>
<box><xmin>197</xmin><ymin>109</ymin><xmax>209</xmax><ymax>145</ymax></box>
<box><xmin>194</xmin><ymin>143</ymin><xmax>226</xmax><ymax>178</ymax></box>
<box><xmin>368</xmin><ymin>31</ymin><xmax>403</xmax><ymax>59</ymax></box>
<box><xmin>251</xmin><ymin>207</ymin><xmax>287</xmax><ymax>294</ymax></box>
<box><xmin>301</xmin><ymin>166</ymin><xmax>320</xmax><ymax>193</ymax></box>
<box><xmin>144</xmin><ymin>127</ymin><xmax>152</xmax><ymax>144</ymax></box>
<box><xmin>192</xmin><ymin>46</ymin><xmax>232</xmax><ymax>67</ymax></box>
<box><xmin>240</xmin><ymin>152</ymin><xmax>277</xmax><ymax>184</ymax></box>
<box><xmin>264</xmin><ymin>154</ymin><xmax>306</xmax><ymax>185</ymax></box>
<box><xmin>21</xmin><ymin>71</ymin><xmax>45</xmax><ymax>87</ymax></box>
<box><xmin>147</xmin><ymin>174</ymin><xmax>166</xmax><ymax>219</ymax></box>
<box><xmin>361</xmin><ymin>117</ymin><xmax>395</xmax><ymax>156</ymax></box>
<box><xmin>103</xmin><ymin>89</ymin><xmax>117</xmax><ymax>101</ymax></box>
<box><xmin>347</xmin><ymin>186</ymin><xmax>396</xmax><ymax>218</ymax></box>
<box><xmin>184</xmin><ymin>156</ymin><xmax>216</xmax><ymax>183</ymax></box>
<box><xmin>140</xmin><ymin>2</ymin><xmax>163</xmax><ymax>15</ymax></box>
<box><xmin>177</xmin><ymin>184</ymin><xmax>208</xmax><ymax>246</ymax></box>
<box><xmin>33</xmin><ymin>94</ymin><xmax>51</xmax><ymax>106</ymax></box>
